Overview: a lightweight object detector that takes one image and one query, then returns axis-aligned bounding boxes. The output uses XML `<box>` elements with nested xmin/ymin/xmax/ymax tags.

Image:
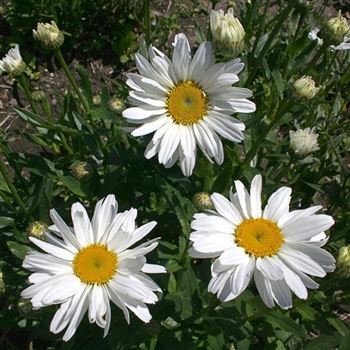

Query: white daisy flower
<box><xmin>21</xmin><ymin>195</ymin><xmax>166</xmax><ymax>341</ymax></box>
<box><xmin>122</xmin><ymin>33</ymin><xmax>255</xmax><ymax>176</ymax></box>
<box><xmin>289</xmin><ymin>127</ymin><xmax>319</xmax><ymax>157</ymax></box>
<box><xmin>0</xmin><ymin>44</ymin><xmax>26</xmax><ymax>77</ymax></box>
<box><xmin>189</xmin><ymin>175</ymin><xmax>335</xmax><ymax>309</ymax></box>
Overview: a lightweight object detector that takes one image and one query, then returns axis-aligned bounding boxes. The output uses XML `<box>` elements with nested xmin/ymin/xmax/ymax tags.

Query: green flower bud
<box><xmin>337</xmin><ymin>246</ymin><xmax>350</xmax><ymax>278</ymax></box>
<box><xmin>31</xmin><ymin>90</ymin><xmax>46</xmax><ymax>102</ymax></box>
<box><xmin>27</xmin><ymin>221</ymin><xmax>48</xmax><ymax>239</ymax></box>
<box><xmin>109</xmin><ymin>97</ymin><xmax>125</xmax><ymax>113</ymax></box>
<box><xmin>70</xmin><ymin>161</ymin><xmax>92</xmax><ymax>181</ymax></box>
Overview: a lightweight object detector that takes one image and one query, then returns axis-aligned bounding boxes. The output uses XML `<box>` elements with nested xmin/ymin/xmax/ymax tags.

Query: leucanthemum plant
<box><xmin>189</xmin><ymin>175</ymin><xmax>335</xmax><ymax>309</ymax></box>
<box><xmin>21</xmin><ymin>195</ymin><xmax>166</xmax><ymax>341</ymax></box>
<box><xmin>122</xmin><ymin>33</ymin><xmax>255</xmax><ymax>176</ymax></box>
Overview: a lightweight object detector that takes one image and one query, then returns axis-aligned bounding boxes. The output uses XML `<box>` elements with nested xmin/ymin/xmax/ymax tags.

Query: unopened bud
<box><xmin>210</xmin><ymin>8</ymin><xmax>245</xmax><ymax>55</ymax></box>
<box><xmin>109</xmin><ymin>97</ymin><xmax>125</xmax><ymax>113</ymax></box>
<box><xmin>93</xmin><ymin>95</ymin><xmax>101</xmax><ymax>106</ymax></box>
<box><xmin>33</xmin><ymin>21</ymin><xmax>64</xmax><ymax>49</ymax></box>
<box><xmin>31</xmin><ymin>90</ymin><xmax>46</xmax><ymax>102</ymax></box>
<box><xmin>327</xmin><ymin>12</ymin><xmax>350</xmax><ymax>39</ymax></box>
<box><xmin>70</xmin><ymin>161</ymin><xmax>92</xmax><ymax>181</ymax></box>
<box><xmin>193</xmin><ymin>192</ymin><xmax>214</xmax><ymax>210</ymax></box>
<box><xmin>337</xmin><ymin>246</ymin><xmax>350</xmax><ymax>278</ymax></box>
<box><xmin>293</xmin><ymin>76</ymin><xmax>319</xmax><ymax>99</ymax></box>
<box><xmin>27</xmin><ymin>221</ymin><xmax>47</xmax><ymax>239</ymax></box>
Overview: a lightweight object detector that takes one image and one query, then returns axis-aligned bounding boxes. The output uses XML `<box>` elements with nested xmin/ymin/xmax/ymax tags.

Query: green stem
<box><xmin>303</xmin><ymin>41</ymin><xmax>328</xmax><ymax>75</ymax></box>
<box><xmin>18</xmin><ymin>75</ymin><xmax>38</xmax><ymax>115</ymax></box>
<box><xmin>55</xmin><ymin>48</ymin><xmax>90</xmax><ymax>113</ymax></box>
<box><xmin>235</xmin><ymin>100</ymin><xmax>292</xmax><ymax>179</ymax></box>
<box><xmin>144</xmin><ymin>0</ymin><xmax>151</xmax><ymax>46</ymax></box>
<box><xmin>273</xmin><ymin>157</ymin><xmax>293</xmax><ymax>184</ymax></box>
<box><xmin>246</xmin><ymin>0</ymin><xmax>297</xmax><ymax>86</ymax></box>
<box><xmin>0</xmin><ymin>158</ymin><xmax>27</xmax><ymax>214</ymax></box>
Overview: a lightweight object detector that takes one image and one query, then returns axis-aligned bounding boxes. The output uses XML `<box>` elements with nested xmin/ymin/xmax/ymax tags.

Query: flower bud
<box><xmin>33</xmin><ymin>21</ymin><xmax>64</xmax><ymax>49</ymax></box>
<box><xmin>31</xmin><ymin>90</ymin><xmax>46</xmax><ymax>102</ymax></box>
<box><xmin>193</xmin><ymin>192</ymin><xmax>214</xmax><ymax>210</ymax></box>
<box><xmin>93</xmin><ymin>95</ymin><xmax>101</xmax><ymax>106</ymax></box>
<box><xmin>210</xmin><ymin>8</ymin><xmax>245</xmax><ymax>55</ymax></box>
<box><xmin>293</xmin><ymin>76</ymin><xmax>319</xmax><ymax>99</ymax></box>
<box><xmin>27</xmin><ymin>221</ymin><xmax>48</xmax><ymax>239</ymax></box>
<box><xmin>337</xmin><ymin>246</ymin><xmax>350</xmax><ymax>278</ymax></box>
<box><xmin>289</xmin><ymin>127</ymin><xmax>319</xmax><ymax>157</ymax></box>
<box><xmin>0</xmin><ymin>272</ymin><xmax>4</xmax><ymax>294</ymax></box>
<box><xmin>109</xmin><ymin>97</ymin><xmax>125</xmax><ymax>113</ymax></box>
<box><xmin>70</xmin><ymin>161</ymin><xmax>92</xmax><ymax>181</ymax></box>
<box><xmin>327</xmin><ymin>12</ymin><xmax>350</xmax><ymax>39</ymax></box>
<box><xmin>0</xmin><ymin>45</ymin><xmax>26</xmax><ymax>77</ymax></box>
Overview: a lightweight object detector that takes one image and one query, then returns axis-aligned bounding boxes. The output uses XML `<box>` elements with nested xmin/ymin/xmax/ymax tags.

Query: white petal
<box><xmin>231</xmin><ymin>257</ymin><xmax>255</xmax><ymax>295</ymax></box>
<box><xmin>158</xmin><ymin>124</ymin><xmax>181</xmax><ymax>165</ymax></box>
<box><xmin>218</xmin><ymin>246</ymin><xmax>249</xmax><ymax>266</ymax></box>
<box><xmin>188</xmin><ymin>41</ymin><xmax>214</xmax><ymax>82</ymax></box>
<box><xmin>123</xmin><ymin>106</ymin><xmax>167</xmax><ymax>121</ymax></box>
<box><xmin>278</xmin><ymin>206</ymin><xmax>322</xmax><ymax>228</ymax></box>
<box><xmin>270</xmin><ymin>279</ymin><xmax>292</xmax><ymax>309</ymax></box>
<box><xmin>49</xmin><ymin>209</ymin><xmax>80</xmax><ymax>250</ymax></box>
<box><xmin>278</xmin><ymin>260</ymin><xmax>308</xmax><ymax>299</ymax></box>
<box><xmin>62</xmin><ymin>287</ymin><xmax>90</xmax><ymax>341</ymax></box>
<box><xmin>250</xmin><ymin>175</ymin><xmax>262</xmax><ymax>218</ymax></box>
<box><xmin>191</xmin><ymin>212</ymin><xmax>235</xmax><ymax>233</ymax></box>
<box><xmin>254</xmin><ymin>270</ymin><xmax>274</xmax><ymax>308</ymax></box>
<box><xmin>282</xmin><ymin>215</ymin><xmax>334</xmax><ymax>241</ymax></box>
<box><xmin>179</xmin><ymin>149</ymin><xmax>196</xmax><ymax>177</ymax></box>
<box><xmin>29</xmin><ymin>237</ymin><xmax>74</xmax><ymax>261</ymax></box>
<box><xmin>263</xmin><ymin>187</ymin><xmax>292</xmax><ymax>222</ymax></box>
<box><xmin>278</xmin><ymin>246</ymin><xmax>326</xmax><ymax>277</ymax></box>
<box><xmin>71</xmin><ymin>202</ymin><xmax>94</xmax><ymax>246</ymax></box>
<box><xmin>256</xmin><ymin>256</ymin><xmax>283</xmax><ymax>280</ymax></box>
<box><xmin>286</xmin><ymin>241</ymin><xmax>335</xmax><ymax>272</ymax></box>
<box><xmin>92</xmin><ymin>195</ymin><xmax>118</xmax><ymax>243</ymax></box>
<box><xmin>190</xmin><ymin>232</ymin><xmax>234</xmax><ymax>254</ymax></box>
<box><xmin>234</xmin><ymin>180</ymin><xmax>251</xmax><ymax>218</ymax></box>
<box><xmin>131</xmin><ymin>115</ymin><xmax>169</xmax><ymax>137</ymax></box>
<box><xmin>172</xmin><ymin>33</ymin><xmax>191</xmax><ymax>81</ymax></box>
<box><xmin>141</xmin><ymin>263</ymin><xmax>167</xmax><ymax>274</ymax></box>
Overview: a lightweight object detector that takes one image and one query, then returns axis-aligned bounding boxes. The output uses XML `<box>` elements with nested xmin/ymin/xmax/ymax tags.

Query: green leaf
<box><xmin>304</xmin><ymin>334</ymin><xmax>340</xmax><ymax>350</ymax></box>
<box><xmin>264</xmin><ymin>312</ymin><xmax>306</xmax><ymax>338</ymax></box>
<box><xmin>76</xmin><ymin>65</ymin><xmax>93</xmax><ymax>103</ymax></box>
<box><xmin>0</xmin><ymin>217</ymin><xmax>14</xmax><ymax>229</ymax></box>
<box><xmin>57</xmin><ymin>175</ymin><xmax>88</xmax><ymax>197</ymax></box>
<box><xmin>7</xmin><ymin>241</ymin><xmax>32</xmax><ymax>260</ymax></box>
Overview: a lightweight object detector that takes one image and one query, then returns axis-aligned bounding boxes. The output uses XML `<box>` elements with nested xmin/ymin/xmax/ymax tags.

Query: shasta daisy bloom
<box><xmin>122</xmin><ymin>33</ymin><xmax>255</xmax><ymax>176</ymax></box>
<box><xmin>21</xmin><ymin>195</ymin><xmax>166</xmax><ymax>341</ymax></box>
<box><xmin>189</xmin><ymin>175</ymin><xmax>335</xmax><ymax>309</ymax></box>
<box><xmin>0</xmin><ymin>44</ymin><xmax>26</xmax><ymax>77</ymax></box>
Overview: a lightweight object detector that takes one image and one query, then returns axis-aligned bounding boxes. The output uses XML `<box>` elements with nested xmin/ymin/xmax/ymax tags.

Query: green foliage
<box><xmin>0</xmin><ymin>1</ymin><xmax>350</xmax><ymax>349</ymax></box>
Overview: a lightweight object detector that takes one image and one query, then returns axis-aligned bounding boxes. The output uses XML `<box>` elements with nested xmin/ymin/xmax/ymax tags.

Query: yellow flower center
<box><xmin>167</xmin><ymin>81</ymin><xmax>207</xmax><ymax>125</ymax></box>
<box><xmin>235</xmin><ymin>218</ymin><xmax>284</xmax><ymax>257</ymax></box>
<box><xmin>73</xmin><ymin>244</ymin><xmax>117</xmax><ymax>285</ymax></box>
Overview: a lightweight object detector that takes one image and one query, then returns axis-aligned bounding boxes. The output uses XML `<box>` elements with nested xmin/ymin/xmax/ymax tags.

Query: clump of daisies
<box><xmin>122</xmin><ymin>33</ymin><xmax>255</xmax><ymax>177</ymax></box>
<box><xmin>189</xmin><ymin>175</ymin><xmax>335</xmax><ymax>309</ymax></box>
<box><xmin>21</xmin><ymin>195</ymin><xmax>166</xmax><ymax>341</ymax></box>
